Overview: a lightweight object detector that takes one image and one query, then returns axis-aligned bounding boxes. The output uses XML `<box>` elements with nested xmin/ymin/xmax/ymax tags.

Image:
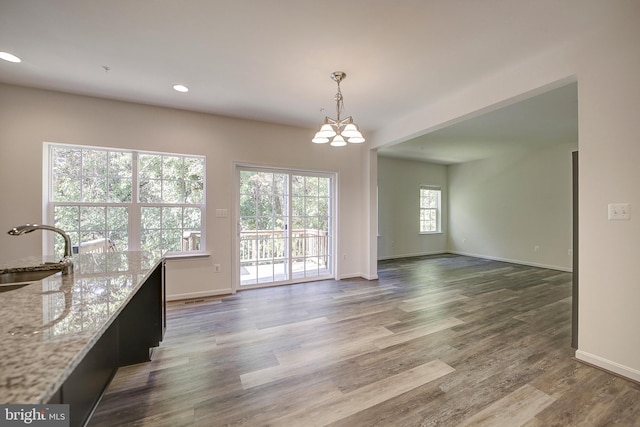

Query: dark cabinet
<box><xmin>51</xmin><ymin>261</ymin><xmax>165</xmax><ymax>427</ymax></box>
<box><xmin>63</xmin><ymin>322</ymin><xmax>119</xmax><ymax>427</ymax></box>
<box><xmin>118</xmin><ymin>262</ymin><xmax>164</xmax><ymax>365</ymax></box>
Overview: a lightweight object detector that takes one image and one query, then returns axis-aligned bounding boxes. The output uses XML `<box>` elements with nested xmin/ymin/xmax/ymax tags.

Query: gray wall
<box><xmin>448</xmin><ymin>142</ymin><xmax>576</xmax><ymax>271</ymax></box>
<box><xmin>377</xmin><ymin>156</ymin><xmax>447</xmax><ymax>259</ymax></box>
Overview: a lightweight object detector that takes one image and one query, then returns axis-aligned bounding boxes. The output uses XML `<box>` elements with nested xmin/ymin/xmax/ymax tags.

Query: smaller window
<box><xmin>420</xmin><ymin>186</ymin><xmax>441</xmax><ymax>233</ymax></box>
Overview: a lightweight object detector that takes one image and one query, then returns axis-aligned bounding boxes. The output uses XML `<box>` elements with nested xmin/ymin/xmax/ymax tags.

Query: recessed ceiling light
<box><xmin>0</xmin><ymin>52</ymin><xmax>21</xmax><ymax>63</ymax></box>
<box><xmin>173</xmin><ymin>84</ymin><xmax>189</xmax><ymax>93</ymax></box>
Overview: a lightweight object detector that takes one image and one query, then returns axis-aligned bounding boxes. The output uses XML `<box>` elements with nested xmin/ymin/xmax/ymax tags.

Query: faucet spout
<box><xmin>8</xmin><ymin>224</ymin><xmax>74</xmax><ymax>273</ymax></box>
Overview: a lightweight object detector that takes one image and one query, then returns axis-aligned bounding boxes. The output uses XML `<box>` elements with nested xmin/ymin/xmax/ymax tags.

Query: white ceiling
<box><xmin>379</xmin><ymin>82</ymin><xmax>578</xmax><ymax>164</ymax></box>
<box><xmin>1</xmin><ymin>1</ymin><xmax>595</xmax><ymax>162</ymax></box>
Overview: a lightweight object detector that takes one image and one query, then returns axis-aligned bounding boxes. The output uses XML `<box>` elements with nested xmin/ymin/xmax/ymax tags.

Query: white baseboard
<box><xmin>448</xmin><ymin>250</ymin><xmax>572</xmax><ymax>272</ymax></box>
<box><xmin>575</xmin><ymin>350</ymin><xmax>640</xmax><ymax>383</ymax></box>
<box><xmin>167</xmin><ymin>288</ymin><xmax>234</xmax><ymax>301</ymax></box>
<box><xmin>340</xmin><ymin>272</ymin><xmax>379</xmax><ymax>280</ymax></box>
<box><xmin>377</xmin><ymin>250</ymin><xmax>448</xmax><ymax>261</ymax></box>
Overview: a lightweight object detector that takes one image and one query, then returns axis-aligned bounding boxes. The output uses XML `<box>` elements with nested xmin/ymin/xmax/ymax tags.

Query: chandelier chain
<box><xmin>335</xmin><ymin>81</ymin><xmax>344</xmax><ymax>121</ymax></box>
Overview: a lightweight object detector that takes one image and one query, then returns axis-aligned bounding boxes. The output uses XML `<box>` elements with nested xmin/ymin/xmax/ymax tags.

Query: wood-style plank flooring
<box><xmin>89</xmin><ymin>255</ymin><xmax>640</xmax><ymax>426</ymax></box>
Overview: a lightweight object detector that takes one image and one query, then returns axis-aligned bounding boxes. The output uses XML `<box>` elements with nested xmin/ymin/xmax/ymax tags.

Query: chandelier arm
<box><xmin>336</xmin><ymin>116</ymin><xmax>353</xmax><ymax>126</ymax></box>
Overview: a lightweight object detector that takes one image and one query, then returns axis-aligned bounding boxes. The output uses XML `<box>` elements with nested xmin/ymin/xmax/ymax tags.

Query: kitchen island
<box><xmin>0</xmin><ymin>251</ymin><xmax>164</xmax><ymax>426</ymax></box>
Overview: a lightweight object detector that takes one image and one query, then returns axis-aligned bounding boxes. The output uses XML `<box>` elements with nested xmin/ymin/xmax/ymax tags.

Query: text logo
<box><xmin>0</xmin><ymin>405</ymin><xmax>69</xmax><ymax>427</ymax></box>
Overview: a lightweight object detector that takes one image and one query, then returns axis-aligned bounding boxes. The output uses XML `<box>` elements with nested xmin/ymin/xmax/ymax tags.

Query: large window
<box><xmin>419</xmin><ymin>185</ymin><xmax>441</xmax><ymax>233</ymax></box>
<box><xmin>48</xmin><ymin>143</ymin><xmax>205</xmax><ymax>258</ymax></box>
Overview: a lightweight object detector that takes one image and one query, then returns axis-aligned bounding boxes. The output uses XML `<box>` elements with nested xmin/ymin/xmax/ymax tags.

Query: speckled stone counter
<box><xmin>0</xmin><ymin>251</ymin><xmax>162</xmax><ymax>404</ymax></box>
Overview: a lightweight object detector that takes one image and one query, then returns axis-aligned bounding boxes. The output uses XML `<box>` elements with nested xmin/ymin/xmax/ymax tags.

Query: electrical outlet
<box><xmin>214</xmin><ymin>264</ymin><xmax>220</xmax><ymax>272</ymax></box>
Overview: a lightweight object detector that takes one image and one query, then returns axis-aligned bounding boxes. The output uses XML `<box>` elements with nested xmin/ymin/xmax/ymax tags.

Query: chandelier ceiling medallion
<box><xmin>312</xmin><ymin>71</ymin><xmax>365</xmax><ymax>146</ymax></box>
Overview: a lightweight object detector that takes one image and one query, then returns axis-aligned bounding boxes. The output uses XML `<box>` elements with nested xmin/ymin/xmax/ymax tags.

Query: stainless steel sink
<box><xmin>0</xmin><ymin>270</ymin><xmax>58</xmax><ymax>286</ymax></box>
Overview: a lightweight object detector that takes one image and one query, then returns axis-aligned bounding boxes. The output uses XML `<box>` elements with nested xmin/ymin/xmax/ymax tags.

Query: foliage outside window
<box><xmin>420</xmin><ymin>186</ymin><xmax>441</xmax><ymax>233</ymax></box>
<box><xmin>49</xmin><ymin>144</ymin><xmax>205</xmax><ymax>258</ymax></box>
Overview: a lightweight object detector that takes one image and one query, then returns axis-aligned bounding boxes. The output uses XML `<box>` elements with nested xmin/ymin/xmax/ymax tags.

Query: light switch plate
<box><xmin>608</xmin><ymin>203</ymin><xmax>630</xmax><ymax>220</ymax></box>
<box><xmin>216</xmin><ymin>209</ymin><xmax>228</xmax><ymax>218</ymax></box>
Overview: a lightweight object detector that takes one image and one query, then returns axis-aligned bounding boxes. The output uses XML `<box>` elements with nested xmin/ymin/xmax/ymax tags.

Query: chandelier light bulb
<box><xmin>341</xmin><ymin>123</ymin><xmax>361</xmax><ymax>138</ymax></box>
<box><xmin>312</xmin><ymin>135</ymin><xmax>330</xmax><ymax>144</ymax></box>
<box><xmin>330</xmin><ymin>134</ymin><xmax>347</xmax><ymax>147</ymax></box>
<box><xmin>0</xmin><ymin>51</ymin><xmax>21</xmax><ymax>63</ymax></box>
<box><xmin>317</xmin><ymin>123</ymin><xmax>337</xmax><ymax>138</ymax></box>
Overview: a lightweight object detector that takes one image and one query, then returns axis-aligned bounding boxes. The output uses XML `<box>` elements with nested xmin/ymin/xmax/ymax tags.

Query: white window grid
<box><xmin>420</xmin><ymin>185</ymin><xmax>441</xmax><ymax>234</ymax></box>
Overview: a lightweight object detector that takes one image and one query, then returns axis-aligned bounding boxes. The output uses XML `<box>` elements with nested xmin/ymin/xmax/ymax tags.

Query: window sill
<box><xmin>419</xmin><ymin>231</ymin><xmax>443</xmax><ymax>235</ymax></box>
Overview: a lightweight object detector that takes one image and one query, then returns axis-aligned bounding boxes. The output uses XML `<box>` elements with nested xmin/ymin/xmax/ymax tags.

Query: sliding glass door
<box><xmin>238</xmin><ymin>167</ymin><xmax>334</xmax><ymax>287</ymax></box>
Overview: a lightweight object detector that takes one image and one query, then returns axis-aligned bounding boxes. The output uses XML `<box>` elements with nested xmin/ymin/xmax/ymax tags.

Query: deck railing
<box><xmin>182</xmin><ymin>231</ymin><xmax>201</xmax><ymax>251</ymax></box>
<box><xmin>72</xmin><ymin>237</ymin><xmax>117</xmax><ymax>254</ymax></box>
<box><xmin>240</xmin><ymin>229</ymin><xmax>329</xmax><ymax>266</ymax></box>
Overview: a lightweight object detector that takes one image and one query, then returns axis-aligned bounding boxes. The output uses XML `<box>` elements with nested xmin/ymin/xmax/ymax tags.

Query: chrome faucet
<box><xmin>7</xmin><ymin>224</ymin><xmax>74</xmax><ymax>274</ymax></box>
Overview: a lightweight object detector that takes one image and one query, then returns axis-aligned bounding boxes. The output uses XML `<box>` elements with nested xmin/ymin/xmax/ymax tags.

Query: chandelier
<box><xmin>312</xmin><ymin>71</ymin><xmax>365</xmax><ymax>146</ymax></box>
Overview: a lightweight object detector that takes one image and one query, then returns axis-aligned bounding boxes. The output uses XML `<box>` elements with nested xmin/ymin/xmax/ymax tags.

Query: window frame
<box><xmin>45</xmin><ymin>142</ymin><xmax>206</xmax><ymax>257</ymax></box>
<box><xmin>419</xmin><ymin>185</ymin><xmax>442</xmax><ymax>234</ymax></box>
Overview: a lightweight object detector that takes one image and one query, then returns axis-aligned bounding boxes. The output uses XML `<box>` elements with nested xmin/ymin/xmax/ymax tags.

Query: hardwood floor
<box><xmin>89</xmin><ymin>255</ymin><xmax>640</xmax><ymax>426</ymax></box>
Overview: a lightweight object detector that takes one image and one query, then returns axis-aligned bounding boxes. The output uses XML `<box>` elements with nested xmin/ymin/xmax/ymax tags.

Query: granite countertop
<box><xmin>0</xmin><ymin>251</ymin><xmax>162</xmax><ymax>404</ymax></box>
